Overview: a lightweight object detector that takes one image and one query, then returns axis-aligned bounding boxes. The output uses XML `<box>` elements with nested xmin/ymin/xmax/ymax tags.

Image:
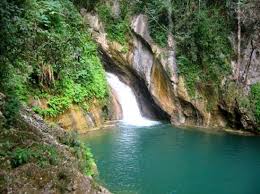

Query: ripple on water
<box><xmin>82</xmin><ymin>123</ymin><xmax>260</xmax><ymax>194</ymax></box>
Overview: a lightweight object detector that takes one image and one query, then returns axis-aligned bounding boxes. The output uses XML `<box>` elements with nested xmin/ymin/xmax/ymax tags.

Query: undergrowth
<box><xmin>96</xmin><ymin>0</ymin><xmax>130</xmax><ymax>46</ymax></box>
<box><xmin>250</xmin><ymin>83</ymin><xmax>260</xmax><ymax>126</ymax></box>
<box><xmin>0</xmin><ymin>0</ymin><xmax>108</xmax><ymax>119</ymax></box>
<box><xmin>0</xmin><ymin>140</ymin><xmax>59</xmax><ymax>169</ymax></box>
<box><xmin>125</xmin><ymin>1</ymin><xmax>232</xmax><ymax>101</ymax></box>
<box><xmin>61</xmin><ymin>131</ymin><xmax>96</xmax><ymax>176</ymax></box>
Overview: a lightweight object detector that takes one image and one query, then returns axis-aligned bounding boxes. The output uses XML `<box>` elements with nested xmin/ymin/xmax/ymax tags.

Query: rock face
<box><xmin>108</xmin><ymin>87</ymin><xmax>123</xmax><ymax>120</ymax></box>
<box><xmin>81</xmin><ymin>10</ymin><xmax>170</xmax><ymax>120</ymax></box>
<box><xmin>129</xmin><ymin>14</ymin><xmax>234</xmax><ymax>128</ymax></box>
<box><xmin>234</xmin><ymin>0</ymin><xmax>260</xmax><ymax>87</ymax></box>
<box><xmin>81</xmin><ymin>10</ymin><xmax>212</xmax><ymax>127</ymax></box>
<box><xmin>81</xmin><ymin>5</ymin><xmax>259</xmax><ymax>131</ymax></box>
<box><xmin>30</xmin><ymin>94</ymin><xmax>122</xmax><ymax>133</ymax></box>
<box><xmin>131</xmin><ymin>14</ymin><xmax>178</xmax><ymax>85</ymax></box>
<box><xmin>50</xmin><ymin>103</ymin><xmax>103</xmax><ymax>132</ymax></box>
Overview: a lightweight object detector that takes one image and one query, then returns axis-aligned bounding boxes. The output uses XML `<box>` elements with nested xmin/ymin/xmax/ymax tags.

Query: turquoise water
<box><xmin>82</xmin><ymin>123</ymin><xmax>260</xmax><ymax>194</ymax></box>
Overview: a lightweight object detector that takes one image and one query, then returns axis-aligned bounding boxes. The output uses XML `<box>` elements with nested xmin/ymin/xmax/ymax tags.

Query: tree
<box><xmin>236</xmin><ymin>0</ymin><xmax>242</xmax><ymax>82</ymax></box>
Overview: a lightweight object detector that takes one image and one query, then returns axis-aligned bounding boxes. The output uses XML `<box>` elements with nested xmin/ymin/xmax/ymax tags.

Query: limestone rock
<box><xmin>132</xmin><ymin>35</ymin><xmax>153</xmax><ymax>86</ymax></box>
<box><xmin>131</xmin><ymin>14</ymin><xmax>178</xmax><ymax>84</ymax></box>
<box><xmin>231</xmin><ymin>0</ymin><xmax>260</xmax><ymax>87</ymax></box>
<box><xmin>131</xmin><ymin>14</ymin><xmax>152</xmax><ymax>43</ymax></box>
<box><xmin>81</xmin><ymin>8</ymin><xmax>258</xmax><ymax>131</ymax></box>
<box><xmin>108</xmin><ymin>87</ymin><xmax>123</xmax><ymax>120</ymax></box>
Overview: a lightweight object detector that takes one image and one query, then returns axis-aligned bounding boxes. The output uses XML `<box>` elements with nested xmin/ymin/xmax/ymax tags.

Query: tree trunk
<box><xmin>236</xmin><ymin>0</ymin><xmax>241</xmax><ymax>82</ymax></box>
<box><xmin>166</xmin><ymin>0</ymin><xmax>178</xmax><ymax>84</ymax></box>
<box><xmin>242</xmin><ymin>40</ymin><xmax>255</xmax><ymax>85</ymax></box>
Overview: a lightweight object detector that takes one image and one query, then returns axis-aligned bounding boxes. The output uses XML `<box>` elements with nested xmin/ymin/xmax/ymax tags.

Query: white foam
<box><xmin>106</xmin><ymin>73</ymin><xmax>159</xmax><ymax>127</ymax></box>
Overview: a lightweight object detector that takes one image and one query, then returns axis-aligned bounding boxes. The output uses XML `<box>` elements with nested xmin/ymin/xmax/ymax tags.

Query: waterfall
<box><xmin>106</xmin><ymin>73</ymin><xmax>159</xmax><ymax>126</ymax></box>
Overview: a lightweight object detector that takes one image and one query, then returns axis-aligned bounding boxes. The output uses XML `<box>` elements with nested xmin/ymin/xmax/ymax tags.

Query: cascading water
<box><xmin>106</xmin><ymin>72</ymin><xmax>159</xmax><ymax>126</ymax></box>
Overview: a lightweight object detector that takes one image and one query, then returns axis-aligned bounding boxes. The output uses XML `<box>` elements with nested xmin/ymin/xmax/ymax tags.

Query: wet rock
<box><xmin>82</xmin><ymin>10</ymin><xmax>169</xmax><ymax>120</ymax></box>
<box><xmin>81</xmin><ymin>9</ymin><xmax>258</xmax><ymax>131</ymax></box>
<box><xmin>81</xmin><ymin>9</ymin><xmax>105</xmax><ymax>34</ymax></box>
<box><xmin>131</xmin><ymin>14</ymin><xmax>153</xmax><ymax>43</ymax></box>
<box><xmin>81</xmin><ymin>11</ymin><xmax>206</xmax><ymax>126</ymax></box>
<box><xmin>107</xmin><ymin>87</ymin><xmax>123</xmax><ymax>120</ymax></box>
<box><xmin>29</xmin><ymin>94</ymin><xmax>121</xmax><ymax>132</ymax></box>
<box><xmin>48</xmin><ymin>101</ymin><xmax>106</xmax><ymax>132</ymax></box>
<box><xmin>132</xmin><ymin>35</ymin><xmax>153</xmax><ymax>86</ymax></box>
<box><xmin>230</xmin><ymin>0</ymin><xmax>260</xmax><ymax>87</ymax></box>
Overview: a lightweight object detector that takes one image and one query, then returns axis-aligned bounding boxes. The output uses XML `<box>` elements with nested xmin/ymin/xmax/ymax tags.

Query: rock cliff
<box><xmin>81</xmin><ymin>1</ymin><xmax>259</xmax><ymax>132</ymax></box>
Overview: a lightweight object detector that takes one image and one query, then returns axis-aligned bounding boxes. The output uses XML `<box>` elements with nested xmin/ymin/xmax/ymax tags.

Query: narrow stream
<box><xmin>82</xmin><ymin>73</ymin><xmax>260</xmax><ymax>194</ymax></box>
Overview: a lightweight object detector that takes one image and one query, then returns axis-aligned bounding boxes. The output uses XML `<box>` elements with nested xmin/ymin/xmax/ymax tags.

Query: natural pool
<box><xmin>82</xmin><ymin>123</ymin><xmax>260</xmax><ymax>194</ymax></box>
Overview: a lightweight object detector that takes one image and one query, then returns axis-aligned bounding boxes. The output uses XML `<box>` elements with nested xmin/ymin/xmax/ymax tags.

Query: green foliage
<box><xmin>0</xmin><ymin>0</ymin><xmax>108</xmax><ymax>119</ymax></box>
<box><xmin>129</xmin><ymin>1</ymin><xmax>232</xmax><ymax>98</ymax></box>
<box><xmin>83</xmin><ymin>146</ymin><xmax>96</xmax><ymax>176</ymax></box>
<box><xmin>33</xmin><ymin>96</ymin><xmax>72</xmax><ymax>117</ymax></box>
<box><xmin>177</xmin><ymin>7</ymin><xmax>231</xmax><ymax>96</ymax></box>
<box><xmin>72</xmin><ymin>0</ymin><xmax>100</xmax><ymax>11</ymax></box>
<box><xmin>96</xmin><ymin>1</ymin><xmax>130</xmax><ymax>45</ymax></box>
<box><xmin>10</xmin><ymin>148</ymin><xmax>31</xmax><ymax>168</ymax></box>
<box><xmin>176</xmin><ymin>10</ymin><xmax>231</xmax><ymax>98</ymax></box>
<box><xmin>250</xmin><ymin>83</ymin><xmax>260</xmax><ymax>124</ymax></box>
<box><xmin>9</xmin><ymin>145</ymin><xmax>59</xmax><ymax>168</ymax></box>
<box><xmin>33</xmin><ymin>69</ymin><xmax>108</xmax><ymax>117</ymax></box>
<box><xmin>0</xmin><ymin>0</ymin><xmax>103</xmax><ymax>181</ymax></box>
<box><xmin>177</xmin><ymin>56</ymin><xmax>201</xmax><ymax>96</ymax></box>
<box><xmin>62</xmin><ymin>131</ymin><xmax>96</xmax><ymax>176</ymax></box>
<box><xmin>0</xmin><ymin>0</ymin><xmax>30</xmax><ymax>122</ymax></box>
<box><xmin>238</xmin><ymin>95</ymin><xmax>251</xmax><ymax>110</ymax></box>
<box><xmin>133</xmin><ymin>0</ymin><xmax>168</xmax><ymax>47</ymax></box>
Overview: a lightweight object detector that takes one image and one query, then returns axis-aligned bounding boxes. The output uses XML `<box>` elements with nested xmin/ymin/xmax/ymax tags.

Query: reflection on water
<box><xmin>82</xmin><ymin>123</ymin><xmax>260</xmax><ymax>194</ymax></box>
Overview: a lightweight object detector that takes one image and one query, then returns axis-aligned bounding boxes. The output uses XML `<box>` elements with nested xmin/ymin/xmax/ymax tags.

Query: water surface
<box><xmin>82</xmin><ymin>123</ymin><xmax>260</xmax><ymax>194</ymax></box>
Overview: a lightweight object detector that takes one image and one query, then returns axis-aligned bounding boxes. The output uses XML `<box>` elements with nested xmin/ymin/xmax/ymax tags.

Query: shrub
<box><xmin>176</xmin><ymin>8</ymin><xmax>231</xmax><ymax>96</ymax></box>
<box><xmin>10</xmin><ymin>145</ymin><xmax>59</xmax><ymax>168</ymax></box>
<box><xmin>96</xmin><ymin>1</ymin><xmax>130</xmax><ymax>46</ymax></box>
<box><xmin>0</xmin><ymin>0</ymin><xmax>108</xmax><ymax>118</ymax></box>
<box><xmin>250</xmin><ymin>83</ymin><xmax>260</xmax><ymax>124</ymax></box>
<box><xmin>72</xmin><ymin>0</ymin><xmax>100</xmax><ymax>11</ymax></box>
<box><xmin>62</xmin><ymin>131</ymin><xmax>96</xmax><ymax>176</ymax></box>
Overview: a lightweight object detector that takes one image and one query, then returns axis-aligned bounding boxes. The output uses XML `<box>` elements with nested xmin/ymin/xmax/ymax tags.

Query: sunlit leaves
<box><xmin>1</xmin><ymin>0</ymin><xmax>108</xmax><ymax>119</ymax></box>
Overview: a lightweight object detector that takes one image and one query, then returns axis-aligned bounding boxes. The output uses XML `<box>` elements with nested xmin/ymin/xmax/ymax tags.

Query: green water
<box><xmin>82</xmin><ymin>123</ymin><xmax>260</xmax><ymax>194</ymax></box>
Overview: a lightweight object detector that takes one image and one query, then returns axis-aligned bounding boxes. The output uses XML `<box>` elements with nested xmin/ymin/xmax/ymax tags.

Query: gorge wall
<box><xmin>19</xmin><ymin>0</ymin><xmax>259</xmax><ymax>133</ymax></box>
<box><xmin>80</xmin><ymin>0</ymin><xmax>260</xmax><ymax>132</ymax></box>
